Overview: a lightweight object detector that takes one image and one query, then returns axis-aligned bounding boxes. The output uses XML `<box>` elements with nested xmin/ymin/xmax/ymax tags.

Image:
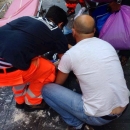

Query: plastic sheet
<box><xmin>92</xmin><ymin>3</ymin><xmax>111</xmax><ymax>33</ymax></box>
<box><xmin>99</xmin><ymin>5</ymin><xmax>130</xmax><ymax>50</ymax></box>
<box><xmin>0</xmin><ymin>0</ymin><xmax>39</xmax><ymax>27</ymax></box>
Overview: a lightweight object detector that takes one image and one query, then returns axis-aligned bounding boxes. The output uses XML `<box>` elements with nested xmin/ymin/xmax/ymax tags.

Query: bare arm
<box><xmin>55</xmin><ymin>70</ymin><xmax>69</xmax><ymax>85</ymax></box>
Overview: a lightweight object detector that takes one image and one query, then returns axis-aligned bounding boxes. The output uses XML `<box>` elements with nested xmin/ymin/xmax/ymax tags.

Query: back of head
<box><xmin>73</xmin><ymin>15</ymin><xmax>95</xmax><ymax>35</ymax></box>
<box><xmin>45</xmin><ymin>5</ymin><xmax>68</xmax><ymax>27</ymax></box>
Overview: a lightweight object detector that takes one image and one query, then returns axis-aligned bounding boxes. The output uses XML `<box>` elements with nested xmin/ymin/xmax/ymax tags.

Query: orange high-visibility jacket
<box><xmin>65</xmin><ymin>0</ymin><xmax>85</xmax><ymax>9</ymax></box>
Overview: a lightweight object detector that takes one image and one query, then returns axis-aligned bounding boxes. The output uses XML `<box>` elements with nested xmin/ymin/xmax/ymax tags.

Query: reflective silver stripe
<box><xmin>25</xmin><ymin>97</ymin><xmax>31</xmax><ymax>105</ymax></box>
<box><xmin>0</xmin><ymin>58</ymin><xmax>12</xmax><ymax>68</ymax></box>
<box><xmin>25</xmin><ymin>96</ymin><xmax>41</xmax><ymax>105</ymax></box>
<box><xmin>14</xmin><ymin>90</ymin><xmax>26</xmax><ymax>97</ymax></box>
<box><xmin>26</xmin><ymin>88</ymin><xmax>35</xmax><ymax>98</ymax></box>
<box><xmin>13</xmin><ymin>84</ymin><xmax>27</xmax><ymax>91</ymax></box>
<box><xmin>38</xmin><ymin>95</ymin><xmax>42</xmax><ymax>98</ymax></box>
<box><xmin>0</xmin><ymin>60</ymin><xmax>12</xmax><ymax>66</ymax></box>
<box><xmin>27</xmin><ymin>88</ymin><xmax>42</xmax><ymax>98</ymax></box>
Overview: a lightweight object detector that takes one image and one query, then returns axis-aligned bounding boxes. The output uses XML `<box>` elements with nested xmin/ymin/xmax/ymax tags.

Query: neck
<box><xmin>76</xmin><ymin>33</ymin><xmax>94</xmax><ymax>43</ymax></box>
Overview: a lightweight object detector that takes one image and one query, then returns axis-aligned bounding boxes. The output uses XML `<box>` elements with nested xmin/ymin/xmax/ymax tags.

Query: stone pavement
<box><xmin>0</xmin><ymin>0</ymin><xmax>130</xmax><ymax>130</ymax></box>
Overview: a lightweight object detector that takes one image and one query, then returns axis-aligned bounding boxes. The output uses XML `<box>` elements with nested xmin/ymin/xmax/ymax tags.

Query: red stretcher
<box><xmin>0</xmin><ymin>0</ymin><xmax>43</xmax><ymax>27</ymax></box>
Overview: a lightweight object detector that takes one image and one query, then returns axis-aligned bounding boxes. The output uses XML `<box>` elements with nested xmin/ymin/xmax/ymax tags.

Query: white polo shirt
<box><xmin>58</xmin><ymin>37</ymin><xmax>129</xmax><ymax>117</ymax></box>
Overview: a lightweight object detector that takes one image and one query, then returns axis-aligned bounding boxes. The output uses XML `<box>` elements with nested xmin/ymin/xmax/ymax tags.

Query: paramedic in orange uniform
<box><xmin>0</xmin><ymin>6</ymin><xmax>68</xmax><ymax>112</ymax></box>
<box><xmin>65</xmin><ymin>0</ymin><xmax>86</xmax><ymax>16</ymax></box>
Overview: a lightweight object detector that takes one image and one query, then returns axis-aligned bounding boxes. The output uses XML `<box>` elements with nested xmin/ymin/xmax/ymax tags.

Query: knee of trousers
<box><xmin>42</xmin><ymin>83</ymin><xmax>61</xmax><ymax>98</ymax></box>
<box><xmin>42</xmin><ymin>83</ymin><xmax>55</xmax><ymax>95</ymax></box>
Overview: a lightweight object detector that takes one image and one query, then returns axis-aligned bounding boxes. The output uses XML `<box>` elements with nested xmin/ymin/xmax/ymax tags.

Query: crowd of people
<box><xmin>0</xmin><ymin>0</ymin><xmax>130</xmax><ymax>130</ymax></box>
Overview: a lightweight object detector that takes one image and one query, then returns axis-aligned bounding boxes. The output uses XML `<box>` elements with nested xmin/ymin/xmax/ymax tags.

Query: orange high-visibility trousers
<box><xmin>0</xmin><ymin>57</ymin><xmax>56</xmax><ymax>105</ymax></box>
<box><xmin>65</xmin><ymin>0</ymin><xmax>86</xmax><ymax>9</ymax></box>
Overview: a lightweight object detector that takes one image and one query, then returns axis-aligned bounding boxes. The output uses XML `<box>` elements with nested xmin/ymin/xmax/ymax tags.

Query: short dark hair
<box><xmin>45</xmin><ymin>5</ymin><xmax>68</xmax><ymax>27</ymax></box>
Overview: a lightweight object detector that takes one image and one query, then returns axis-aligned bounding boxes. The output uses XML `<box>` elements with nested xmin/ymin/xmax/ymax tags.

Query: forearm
<box><xmin>55</xmin><ymin>70</ymin><xmax>69</xmax><ymax>85</ymax></box>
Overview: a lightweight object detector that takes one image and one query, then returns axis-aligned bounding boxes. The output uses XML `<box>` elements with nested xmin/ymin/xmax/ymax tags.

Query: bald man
<box><xmin>42</xmin><ymin>15</ymin><xmax>129</xmax><ymax>130</ymax></box>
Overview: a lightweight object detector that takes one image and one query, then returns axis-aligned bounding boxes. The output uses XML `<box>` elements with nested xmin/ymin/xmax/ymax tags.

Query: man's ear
<box><xmin>72</xmin><ymin>28</ymin><xmax>76</xmax><ymax>38</ymax></box>
<box><xmin>57</xmin><ymin>22</ymin><xmax>64</xmax><ymax>29</ymax></box>
<box><xmin>94</xmin><ymin>28</ymin><xmax>96</xmax><ymax>33</ymax></box>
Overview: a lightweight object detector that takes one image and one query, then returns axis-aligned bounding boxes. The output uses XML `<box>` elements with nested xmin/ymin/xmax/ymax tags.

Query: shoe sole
<box><xmin>24</xmin><ymin>105</ymin><xmax>49</xmax><ymax>112</ymax></box>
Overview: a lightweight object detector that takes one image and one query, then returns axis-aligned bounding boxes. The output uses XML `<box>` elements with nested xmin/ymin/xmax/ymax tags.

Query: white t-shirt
<box><xmin>58</xmin><ymin>37</ymin><xmax>129</xmax><ymax>117</ymax></box>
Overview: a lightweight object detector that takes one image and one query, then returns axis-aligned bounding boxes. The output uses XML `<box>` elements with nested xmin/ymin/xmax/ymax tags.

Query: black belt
<box><xmin>101</xmin><ymin>115</ymin><xmax>118</xmax><ymax>120</ymax></box>
<box><xmin>0</xmin><ymin>67</ymin><xmax>18</xmax><ymax>73</ymax></box>
<box><xmin>101</xmin><ymin>104</ymin><xmax>129</xmax><ymax>120</ymax></box>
